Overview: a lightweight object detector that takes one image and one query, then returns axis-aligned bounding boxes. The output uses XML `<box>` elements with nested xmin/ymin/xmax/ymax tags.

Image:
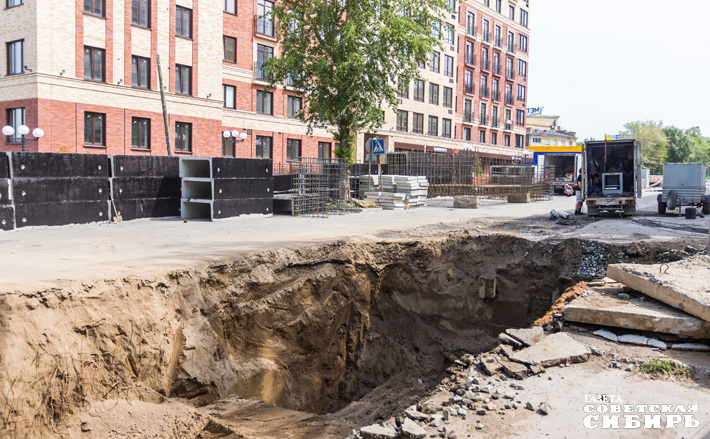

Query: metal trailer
<box><xmin>657</xmin><ymin>163</ymin><xmax>709</xmax><ymax>215</ymax></box>
<box><xmin>582</xmin><ymin>139</ymin><xmax>642</xmax><ymax>217</ymax></box>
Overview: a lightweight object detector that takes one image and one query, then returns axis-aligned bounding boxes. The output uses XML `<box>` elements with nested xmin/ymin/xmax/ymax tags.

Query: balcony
<box><xmin>464</xmin><ymin>111</ymin><xmax>473</xmax><ymax>123</ymax></box>
<box><xmin>255</xmin><ymin>15</ymin><xmax>275</xmax><ymax>38</ymax></box>
<box><xmin>464</xmin><ymin>83</ymin><xmax>474</xmax><ymax>94</ymax></box>
<box><xmin>481</xmin><ymin>31</ymin><xmax>490</xmax><ymax>43</ymax></box>
<box><xmin>480</xmin><ymin>86</ymin><xmax>489</xmax><ymax>98</ymax></box>
<box><xmin>465</xmin><ymin>53</ymin><xmax>476</xmax><ymax>66</ymax></box>
<box><xmin>491</xmin><ymin>119</ymin><xmax>499</xmax><ymax>128</ymax></box>
<box><xmin>505</xmin><ymin>94</ymin><xmax>513</xmax><ymax>105</ymax></box>
<box><xmin>480</xmin><ymin>115</ymin><xmax>488</xmax><ymax>125</ymax></box>
<box><xmin>481</xmin><ymin>59</ymin><xmax>490</xmax><ymax>70</ymax></box>
<box><xmin>494</xmin><ymin>36</ymin><xmax>502</xmax><ymax>47</ymax></box>
<box><xmin>466</xmin><ymin>24</ymin><xmax>476</xmax><ymax>37</ymax></box>
<box><xmin>492</xmin><ymin>90</ymin><xmax>500</xmax><ymax>101</ymax></box>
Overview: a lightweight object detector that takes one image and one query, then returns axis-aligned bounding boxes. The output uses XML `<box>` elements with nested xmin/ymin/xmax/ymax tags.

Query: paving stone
<box><xmin>400</xmin><ymin>418</ymin><xmax>427</xmax><ymax>439</ymax></box>
<box><xmin>509</xmin><ymin>333</ymin><xmax>591</xmax><ymax>368</ymax></box>
<box><xmin>505</xmin><ymin>326</ymin><xmax>545</xmax><ymax>347</ymax></box>
<box><xmin>671</xmin><ymin>343</ymin><xmax>710</xmax><ymax>352</ymax></box>
<box><xmin>360</xmin><ymin>423</ymin><xmax>397</xmax><ymax>439</ymax></box>
<box><xmin>647</xmin><ymin>338</ymin><xmax>668</xmax><ymax>350</ymax></box>
<box><xmin>618</xmin><ymin>334</ymin><xmax>649</xmax><ymax>346</ymax></box>
<box><xmin>593</xmin><ymin>329</ymin><xmax>618</xmax><ymax>342</ymax></box>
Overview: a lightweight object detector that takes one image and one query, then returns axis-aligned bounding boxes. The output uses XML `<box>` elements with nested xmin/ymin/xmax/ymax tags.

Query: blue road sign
<box><xmin>372</xmin><ymin>138</ymin><xmax>385</xmax><ymax>155</ymax></box>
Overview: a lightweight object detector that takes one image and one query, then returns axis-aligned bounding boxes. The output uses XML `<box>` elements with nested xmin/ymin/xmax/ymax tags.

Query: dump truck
<box><xmin>582</xmin><ymin>139</ymin><xmax>642</xmax><ymax>216</ymax></box>
<box><xmin>657</xmin><ymin>163</ymin><xmax>709</xmax><ymax>215</ymax></box>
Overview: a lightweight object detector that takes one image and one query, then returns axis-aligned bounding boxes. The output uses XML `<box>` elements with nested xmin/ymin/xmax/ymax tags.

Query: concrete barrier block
<box><xmin>508</xmin><ymin>193</ymin><xmax>531</xmax><ymax>203</ymax></box>
<box><xmin>454</xmin><ymin>195</ymin><xmax>480</xmax><ymax>209</ymax></box>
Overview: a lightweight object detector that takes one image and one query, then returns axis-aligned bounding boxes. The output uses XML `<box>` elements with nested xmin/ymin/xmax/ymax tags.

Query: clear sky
<box><xmin>527</xmin><ymin>0</ymin><xmax>710</xmax><ymax>141</ymax></box>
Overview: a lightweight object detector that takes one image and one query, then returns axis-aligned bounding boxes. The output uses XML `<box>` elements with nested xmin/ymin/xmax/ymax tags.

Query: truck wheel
<box><xmin>658</xmin><ymin>201</ymin><xmax>667</xmax><ymax>215</ymax></box>
<box><xmin>703</xmin><ymin>202</ymin><xmax>710</xmax><ymax>215</ymax></box>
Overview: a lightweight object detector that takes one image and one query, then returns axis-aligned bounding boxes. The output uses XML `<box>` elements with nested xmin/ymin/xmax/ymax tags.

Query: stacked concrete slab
<box><xmin>0</xmin><ymin>154</ymin><xmax>12</xmax><ymax>231</ymax></box>
<box><xmin>110</xmin><ymin>156</ymin><xmax>181</xmax><ymax>221</ymax></box>
<box><xmin>10</xmin><ymin>152</ymin><xmax>110</xmax><ymax>228</ymax></box>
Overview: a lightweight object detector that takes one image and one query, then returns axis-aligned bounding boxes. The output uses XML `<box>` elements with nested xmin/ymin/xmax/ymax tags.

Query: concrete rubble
<box><xmin>509</xmin><ymin>333</ymin><xmax>591</xmax><ymax>367</ymax></box>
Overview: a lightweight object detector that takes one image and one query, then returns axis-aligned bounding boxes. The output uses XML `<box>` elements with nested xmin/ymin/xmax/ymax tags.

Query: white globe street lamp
<box><xmin>222</xmin><ymin>129</ymin><xmax>249</xmax><ymax>157</ymax></box>
<box><xmin>2</xmin><ymin>124</ymin><xmax>44</xmax><ymax>152</ymax></box>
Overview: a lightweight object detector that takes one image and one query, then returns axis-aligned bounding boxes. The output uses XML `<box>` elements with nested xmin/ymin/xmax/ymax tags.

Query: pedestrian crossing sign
<box><xmin>372</xmin><ymin>138</ymin><xmax>385</xmax><ymax>155</ymax></box>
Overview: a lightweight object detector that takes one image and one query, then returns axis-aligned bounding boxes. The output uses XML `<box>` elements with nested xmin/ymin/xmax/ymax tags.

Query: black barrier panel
<box><xmin>0</xmin><ymin>179</ymin><xmax>10</xmax><ymax>205</ymax></box>
<box><xmin>273</xmin><ymin>174</ymin><xmax>292</xmax><ymax>192</ymax></box>
<box><xmin>13</xmin><ymin>177</ymin><xmax>109</xmax><ymax>203</ymax></box>
<box><xmin>213</xmin><ymin>198</ymin><xmax>272</xmax><ymax>219</ymax></box>
<box><xmin>212</xmin><ymin>158</ymin><xmax>272</xmax><ymax>179</ymax></box>
<box><xmin>112</xmin><ymin>177</ymin><xmax>181</xmax><ymax>200</ymax></box>
<box><xmin>213</xmin><ymin>178</ymin><xmax>273</xmax><ymax>200</ymax></box>
<box><xmin>0</xmin><ymin>205</ymin><xmax>14</xmax><ymax>230</ymax></box>
<box><xmin>113</xmin><ymin>198</ymin><xmax>180</xmax><ymax>221</ymax></box>
<box><xmin>112</xmin><ymin>156</ymin><xmax>180</xmax><ymax>177</ymax></box>
<box><xmin>11</xmin><ymin>153</ymin><xmax>110</xmax><ymax>178</ymax></box>
<box><xmin>15</xmin><ymin>200</ymin><xmax>109</xmax><ymax>227</ymax></box>
<box><xmin>0</xmin><ymin>153</ymin><xmax>9</xmax><ymax>178</ymax></box>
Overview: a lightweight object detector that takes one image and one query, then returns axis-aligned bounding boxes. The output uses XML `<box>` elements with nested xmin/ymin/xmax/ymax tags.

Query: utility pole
<box><xmin>156</xmin><ymin>54</ymin><xmax>173</xmax><ymax>156</ymax></box>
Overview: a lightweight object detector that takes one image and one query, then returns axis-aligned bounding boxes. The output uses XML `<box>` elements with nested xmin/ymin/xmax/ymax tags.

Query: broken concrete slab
<box><xmin>593</xmin><ymin>329</ymin><xmax>618</xmax><ymax>342</ymax></box>
<box><xmin>671</xmin><ymin>343</ymin><xmax>710</xmax><ymax>352</ymax></box>
<box><xmin>618</xmin><ymin>334</ymin><xmax>649</xmax><ymax>346</ymax></box>
<box><xmin>479</xmin><ymin>356</ymin><xmax>504</xmax><ymax>376</ymax></box>
<box><xmin>509</xmin><ymin>332</ymin><xmax>590</xmax><ymax>368</ymax></box>
<box><xmin>507</xmin><ymin>193</ymin><xmax>531</xmax><ymax>203</ymax></box>
<box><xmin>453</xmin><ymin>196</ymin><xmax>480</xmax><ymax>209</ymax></box>
<box><xmin>360</xmin><ymin>423</ymin><xmax>398</xmax><ymax>439</ymax></box>
<box><xmin>565</xmin><ymin>286</ymin><xmax>710</xmax><ymax>339</ymax></box>
<box><xmin>399</xmin><ymin>418</ymin><xmax>426</xmax><ymax>439</ymax></box>
<box><xmin>498</xmin><ymin>332</ymin><xmax>523</xmax><ymax>349</ymax></box>
<box><xmin>505</xmin><ymin>326</ymin><xmax>545</xmax><ymax>347</ymax></box>
<box><xmin>499</xmin><ymin>359</ymin><xmax>529</xmax><ymax>380</ymax></box>
<box><xmin>647</xmin><ymin>339</ymin><xmax>668</xmax><ymax>350</ymax></box>
<box><xmin>607</xmin><ymin>256</ymin><xmax>710</xmax><ymax>323</ymax></box>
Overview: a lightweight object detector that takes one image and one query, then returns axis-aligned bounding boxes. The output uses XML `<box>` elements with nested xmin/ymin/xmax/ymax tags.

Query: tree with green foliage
<box><xmin>265</xmin><ymin>0</ymin><xmax>448</xmax><ymax>165</ymax></box>
<box><xmin>622</xmin><ymin>120</ymin><xmax>667</xmax><ymax>165</ymax></box>
<box><xmin>663</xmin><ymin>126</ymin><xmax>695</xmax><ymax>163</ymax></box>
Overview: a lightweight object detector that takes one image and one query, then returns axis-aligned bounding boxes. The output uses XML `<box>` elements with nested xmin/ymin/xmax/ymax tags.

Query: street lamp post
<box><xmin>2</xmin><ymin>124</ymin><xmax>44</xmax><ymax>152</ymax></box>
<box><xmin>222</xmin><ymin>129</ymin><xmax>248</xmax><ymax>158</ymax></box>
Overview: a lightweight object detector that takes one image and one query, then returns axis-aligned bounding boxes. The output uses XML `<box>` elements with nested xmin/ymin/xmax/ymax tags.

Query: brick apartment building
<box><xmin>0</xmin><ymin>0</ymin><xmax>530</xmax><ymax>165</ymax></box>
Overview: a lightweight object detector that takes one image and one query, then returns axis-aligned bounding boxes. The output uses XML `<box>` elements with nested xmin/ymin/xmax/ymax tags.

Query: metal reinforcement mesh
<box><xmin>386</xmin><ymin>152</ymin><xmax>474</xmax><ymax>185</ymax></box>
<box><xmin>288</xmin><ymin>157</ymin><xmax>352</xmax><ymax>217</ymax></box>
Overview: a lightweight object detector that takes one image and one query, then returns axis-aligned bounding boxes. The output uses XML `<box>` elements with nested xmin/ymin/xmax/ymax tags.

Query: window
<box><xmin>429</xmin><ymin>83</ymin><xmax>439</xmax><ymax>105</ymax></box>
<box><xmin>442</xmin><ymin>119</ymin><xmax>452</xmax><ymax>138</ymax></box>
<box><xmin>398</xmin><ymin>80</ymin><xmax>409</xmax><ymax>98</ymax></box>
<box><xmin>517</xmin><ymin>84</ymin><xmax>526</xmax><ymax>101</ymax></box>
<box><xmin>396</xmin><ymin>110</ymin><xmax>408</xmax><ymax>132</ymax></box>
<box><xmin>505</xmin><ymin>83</ymin><xmax>513</xmax><ymax>105</ymax></box>
<box><xmin>6</xmin><ymin>40</ymin><xmax>24</xmax><ymax>75</ymax></box>
<box><xmin>516</xmin><ymin>134</ymin><xmax>524</xmax><ymax>147</ymax></box>
<box><xmin>223</xmin><ymin>36</ymin><xmax>237</xmax><ymax>63</ymax></box>
<box><xmin>447</xmin><ymin>0</ymin><xmax>455</xmax><ymax>9</ymax></box>
<box><xmin>519</xmin><ymin>34</ymin><xmax>528</xmax><ymax>52</ymax></box>
<box><xmin>491</xmin><ymin>132</ymin><xmax>497</xmax><ymax>145</ymax></box>
<box><xmin>553</xmin><ymin>139</ymin><xmax>558</xmax><ymax>146</ymax></box>
<box><xmin>494</xmin><ymin>25</ymin><xmax>501</xmax><ymax>47</ymax></box>
<box><xmin>5</xmin><ymin>108</ymin><xmax>24</xmax><ymax>143</ymax></box>
<box><xmin>479</xmin><ymin>130</ymin><xmax>485</xmax><ymax>143</ymax></box>
<box><xmin>287</xmin><ymin>96</ymin><xmax>302</xmax><ymax>118</ymax></box>
<box><xmin>463</xmin><ymin>127</ymin><xmax>471</xmax><ymax>141</ymax></box>
<box><xmin>463</xmin><ymin>99</ymin><xmax>472</xmax><ymax>122</ymax></box>
<box><xmin>480</xmin><ymin>103</ymin><xmax>487</xmax><ymax>124</ymax></box>
<box><xmin>508</xmin><ymin>5</ymin><xmax>514</xmax><ymax>20</ymax></box>
<box><xmin>445</xmin><ymin>24</ymin><xmax>455</xmax><ymax>45</ymax></box>
<box><xmin>256</xmin><ymin>90</ymin><xmax>273</xmax><ymax>114</ymax></box>
<box><xmin>482</xmin><ymin>19</ymin><xmax>490</xmax><ymax>42</ymax></box>
<box><xmin>506</xmin><ymin>57</ymin><xmax>514</xmax><ymax>79</ymax></box>
<box><xmin>84</xmin><ymin>46</ymin><xmax>105</xmax><ymax>81</ymax></box>
<box><xmin>507</xmin><ymin>31</ymin><xmax>515</xmax><ymax>52</ymax></box>
<box><xmin>222</xmin><ymin>136</ymin><xmax>235</xmax><ymax>157</ymax></box>
<box><xmin>223</xmin><ymin>84</ymin><xmax>235</xmax><ymax>108</ymax></box>
<box><xmin>443</xmin><ymin>55</ymin><xmax>454</xmax><ymax>77</ymax></box>
<box><xmin>443</xmin><ymin>87</ymin><xmax>453</xmax><ymax>108</ymax></box>
<box><xmin>492</xmin><ymin>78</ymin><xmax>500</xmax><ymax>100</ymax></box>
<box><xmin>532</xmin><ymin>137</ymin><xmax>541</xmax><ymax>144</ymax></box>
<box><xmin>132</xmin><ymin>0</ymin><xmax>150</xmax><ymax>27</ymax></box>
<box><xmin>480</xmin><ymin>75</ymin><xmax>488</xmax><ymax>98</ymax></box>
<box><xmin>175</xmin><ymin>64</ymin><xmax>192</xmax><ymax>94</ymax></box>
<box><xmin>131</xmin><ymin>117</ymin><xmax>150</xmax><ymax>149</ymax></box>
<box><xmin>518</xmin><ymin>59</ymin><xmax>527</xmax><ymax>77</ymax></box>
<box><xmin>412</xmin><ymin>113</ymin><xmax>424</xmax><ymax>134</ymax></box>
<box><xmin>464</xmin><ymin>70</ymin><xmax>473</xmax><ymax>94</ymax></box>
<box><xmin>545</xmin><ymin>139</ymin><xmax>550</xmax><ymax>145</ymax></box>
<box><xmin>495</xmin><ymin>0</ymin><xmax>501</xmax><ymax>13</ymax></box>
<box><xmin>7</xmin><ymin>0</ymin><xmax>23</xmax><ymax>7</ymax></box>
<box><xmin>504</xmin><ymin>134</ymin><xmax>510</xmax><ymax>146</ymax></box>
<box><xmin>84</xmin><ymin>0</ymin><xmax>104</xmax><ymax>17</ymax></box>
<box><xmin>257</xmin><ymin>0</ymin><xmax>274</xmax><ymax>37</ymax></box>
<box><xmin>286</xmin><ymin>139</ymin><xmax>301</xmax><ymax>162</ymax></box>
<box><xmin>256</xmin><ymin>44</ymin><xmax>273</xmax><ymax>80</ymax></box>
<box><xmin>466</xmin><ymin>12</ymin><xmax>475</xmax><ymax>36</ymax></box>
<box><xmin>224</xmin><ymin>0</ymin><xmax>236</xmax><ymax>14</ymax></box>
<box><xmin>428</xmin><ymin>116</ymin><xmax>438</xmax><ymax>136</ymax></box>
<box><xmin>413</xmin><ymin>80</ymin><xmax>425</xmax><ymax>102</ymax></box>
<box><xmin>131</xmin><ymin>56</ymin><xmax>150</xmax><ymax>88</ymax></box>
<box><xmin>520</xmin><ymin>9</ymin><xmax>528</xmax><ymax>27</ymax></box>
<box><xmin>481</xmin><ymin>47</ymin><xmax>489</xmax><ymax>70</ymax></box>
<box><xmin>516</xmin><ymin>109</ymin><xmax>525</xmax><ymax>126</ymax></box>
<box><xmin>431</xmin><ymin>19</ymin><xmax>441</xmax><ymax>39</ymax></box>
<box><xmin>84</xmin><ymin>112</ymin><xmax>105</xmax><ymax>146</ymax></box>
<box><xmin>491</xmin><ymin>106</ymin><xmax>498</xmax><ymax>127</ymax></box>
<box><xmin>318</xmin><ymin>142</ymin><xmax>331</xmax><ymax>159</ymax></box>
<box><xmin>465</xmin><ymin>41</ymin><xmax>475</xmax><ymax>65</ymax></box>
<box><xmin>430</xmin><ymin>51</ymin><xmax>440</xmax><ymax>73</ymax></box>
<box><xmin>493</xmin><ymin>51</ymin><xmax>500</xmax><ymax>74</ymax></box>
<box><xmin>484</xmin><ymin>0</ymin><xmax>489</xmax><ymax>6</ymax></box>
<box><xmin>176</xmin><ymin>6</ymin><xmax>192</xmax><ymax>38</ymax></box>
<box><xmin>256</xmin><ymin>135</ymin><xmax>273</xmax><ymax>158</ymax></box>
<box><xmin>175</xmin><ymin>122</ymin><xmax>192</xmax><ymax>152</ymax></box>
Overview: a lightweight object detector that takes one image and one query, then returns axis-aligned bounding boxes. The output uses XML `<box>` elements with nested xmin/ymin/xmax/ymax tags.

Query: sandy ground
<box><xmin>1</xmin><ymin>191</ymin><xmax>707</xmax><ymax>294</ymax></box>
